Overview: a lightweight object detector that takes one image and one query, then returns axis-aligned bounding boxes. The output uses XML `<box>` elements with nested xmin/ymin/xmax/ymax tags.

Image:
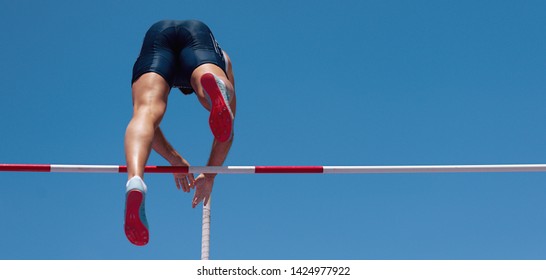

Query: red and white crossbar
<box><xmin>2</xmin><ymin>164</ymin><xmax>546</xmax><ymax>174</ymax></box>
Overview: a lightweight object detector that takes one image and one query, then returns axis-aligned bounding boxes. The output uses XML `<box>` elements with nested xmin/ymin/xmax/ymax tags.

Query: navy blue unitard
<box><xmin>131</xmin><ymin>20</ymin><xmax>226</xmax><ymax>94</ymax></box>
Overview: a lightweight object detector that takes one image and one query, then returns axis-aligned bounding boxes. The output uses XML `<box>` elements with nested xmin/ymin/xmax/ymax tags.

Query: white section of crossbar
<box><xmin>50</xmin><ymin>165</ymin><xmax>120</xmax><ymax>173</ymax></box>
<box><xmin>189</xmin><ymin>166</ymin><xmax>255</xmax><ymax>174</ymax></box>
<box><xmin>322</xmin><ymin>164</ymin><xmax>546</xmax><ymax>174</ymax></box>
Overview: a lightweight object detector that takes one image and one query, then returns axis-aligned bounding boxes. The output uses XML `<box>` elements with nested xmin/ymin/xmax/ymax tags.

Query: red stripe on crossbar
<box><xmin>0</xmin><ymin>164</ymin><xmax>51</xmax><ymax>172</ymax></box>
<box><xmin>118</xmin><ymin>166</ymin><xmax>190</xmax><ymax>173</ymax></box>
<box><xmin>255</xmin><ymin>166</ymin><xmax>324</xmax><ymax>173</ymax></box>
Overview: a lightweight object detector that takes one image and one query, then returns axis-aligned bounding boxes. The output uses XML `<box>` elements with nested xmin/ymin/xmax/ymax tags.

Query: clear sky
<box><xmin>0</xmin><ymin>0</ymin><xmax>545</xmax><ymax>260</ymax></box>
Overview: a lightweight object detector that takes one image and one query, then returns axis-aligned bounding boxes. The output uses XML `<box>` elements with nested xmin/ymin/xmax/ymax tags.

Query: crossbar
<box><xmin>2</xmin><ymin>164</ymin><xmax>546</xmax><ymax>174</ymax></box>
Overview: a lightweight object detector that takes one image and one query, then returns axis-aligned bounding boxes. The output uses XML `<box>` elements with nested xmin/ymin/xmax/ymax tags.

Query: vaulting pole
<box><xmin>201</xmin><ymin>197</ymin><xmax>211</xmax><ymax>260</ymax></box>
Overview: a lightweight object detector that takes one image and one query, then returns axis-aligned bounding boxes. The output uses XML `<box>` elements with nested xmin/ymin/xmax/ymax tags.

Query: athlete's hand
<box><xmin>192</xmin><ymin>173</ymin><xmax>214</xmax><ymax>208</ymax></box>
<box><xmin>169</xmin><ymin>156</ymin><xmax>194</xmax><ymax>192</ymax></box>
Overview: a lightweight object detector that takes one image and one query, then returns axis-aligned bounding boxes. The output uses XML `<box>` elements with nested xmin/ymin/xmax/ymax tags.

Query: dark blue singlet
<box><xmin>131</xmin><ymin>20</ymin><xmax>226</xmax><ymax>94</ymax></box>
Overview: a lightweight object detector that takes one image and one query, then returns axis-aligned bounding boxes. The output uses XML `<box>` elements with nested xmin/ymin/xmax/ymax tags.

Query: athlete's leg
<box><xmin>123</xmin><ymin>72</ymin><xmax>170</xmax><ymax>246</ymax></box>
<box><xmin>124</xmin><ymin>72</ymin><xmax>170</xmax><ymax>179</ymax></box>
<box><xmin>191</xmin><ymin>64</ymin><xmax>236</xmax><ymax>142</ymax></box>
<box><xmin>191</xmin><ymin>64</ymin><xmax>236</xmax><ymax>114</ymax></box>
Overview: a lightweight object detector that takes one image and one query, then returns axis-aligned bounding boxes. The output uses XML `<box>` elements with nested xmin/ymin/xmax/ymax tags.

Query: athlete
<box><xmin>123</xmin><ymin>20</ymin><xmax>236</xmax><ymax>246</ymax></box>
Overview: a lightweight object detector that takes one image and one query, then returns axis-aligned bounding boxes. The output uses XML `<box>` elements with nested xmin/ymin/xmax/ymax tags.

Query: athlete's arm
<box><xmin>152</xmin><ymin>127</ymin><xmax>194</xmax><ymax>192</ymax></box>
<box><xmin>192</xmin><ymin>55</ymin><xmax>236</xmax><ymax>208</ymax></box>
<box><xmin>224</xmin><ymin>51</ymin><xmax>235</xmax><ymax>87</ymax></box>
<box><xmin>192</xmin><ymin>137</ymin><xmax>233</xmax><ymax>208</ymax></box>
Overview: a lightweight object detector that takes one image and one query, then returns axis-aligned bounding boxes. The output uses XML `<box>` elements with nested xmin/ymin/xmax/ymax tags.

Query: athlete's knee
<box><xmin>133</xmin><ymin>102</ymin><xmax>166</xmax><ymax>127</ymax></box>
<box><xmin>131</xmin><ymin>84</ymin><xmax>169</xmax><ymax>125</ymax></box>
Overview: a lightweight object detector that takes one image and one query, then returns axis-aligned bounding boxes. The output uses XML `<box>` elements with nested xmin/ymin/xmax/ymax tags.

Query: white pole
<box><xmin>201</xmin><ymin>197</ymin><xmax>211</xmax><ymax>260</ymax></box>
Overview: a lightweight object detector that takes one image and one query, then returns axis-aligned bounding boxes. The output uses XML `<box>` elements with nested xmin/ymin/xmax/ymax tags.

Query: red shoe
<box><xmin>124</xmin><ymin>177</ymin><xmax>149</xmax><ymax>246</ymax></box>
<box><xmin>201</xmin><ymin>73</ymin><xmax>234</xmax><ymax>142</ymax></box>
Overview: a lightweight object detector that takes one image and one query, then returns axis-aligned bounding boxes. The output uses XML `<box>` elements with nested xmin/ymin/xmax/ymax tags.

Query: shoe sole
<box><xmin>201</xmin><ymin>73</ymin><xmax>234</xmax><ymax>142</ymax></box>
<box><xmin>124</xmin><ymin>190</ymin><xmax>149</xmax><ymax>246</ymax></box>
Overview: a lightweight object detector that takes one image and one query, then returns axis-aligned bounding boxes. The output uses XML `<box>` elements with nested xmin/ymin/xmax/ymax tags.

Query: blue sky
<box><xmin>0</xmin><ymin>0</ymin><xmax>545</xmax><ymax>260</ymax></box>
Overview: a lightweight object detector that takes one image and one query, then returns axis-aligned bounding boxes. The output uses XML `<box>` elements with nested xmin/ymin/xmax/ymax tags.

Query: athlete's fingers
<box><xmin>182</xmin><ymin>177</ymin><xmax>190</xmax><ymax>192</ymax></box>
<box><xmin>188</xmin><ymin>173</ymin><xmax>196</xmax><ymax>188</ymax></box>
<box><xmin>192</xmin><ymin>195</ymin><xmax>201</xmax><ymax>208</ymax></box>
<box><xmin>174</xmin><ymin>176</ymin><xmax>181</xmax><ymax>190</ymax></box>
